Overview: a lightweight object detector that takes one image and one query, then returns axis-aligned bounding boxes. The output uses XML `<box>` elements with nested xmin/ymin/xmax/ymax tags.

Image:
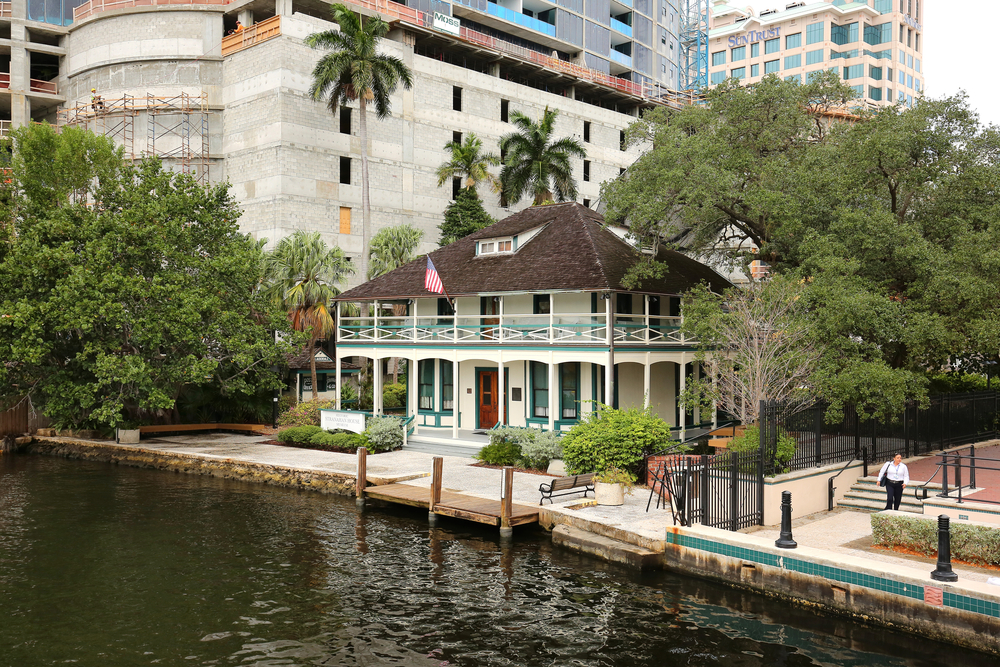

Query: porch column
<box><xmin>644</xmin><ymin>295</ymin><xmax>650</xmax><ymax>343</ymax></box>
<box><xmin>497</xmin><ymin>351</ymin><xmax>505</xmax><ymax>426</ymax></box>
<box><xmin>374</xmin><ymin>356</ymin><xmax>383</xmax><ymax>415</ymax></box>
<box><xmin>409</xmin><ymin>355</ymin><xmax>418</xmax><ymax>433</ymax></box>
<box><xmin>549</xmin><ymin>293</ymin><xmax>555</xmax><ymax>340</ymax></box>
<box><xmin>373</xmin><ymin>300</ymin><xmax>379</xmax><ymax>341</ymax></box>
<box><xmin>605</xmin><ymin>292</ymin><xmax>614</xmax><ymax>407</ymax></box>
<box><xmin>452</xmin><ymin>356</ymin><xmax>459</xmax><ymax>439</ymax></box>
<box><xmin>498</xmin><ymin>296</ymin><xmax>504</xmax><ymax>342</ymax></box>
<box><xmin>548</xmin><ymin>354</ymin><xmax>556</xmax><ymax>432</ymax></box>
<box><xmin>643</xmin><ymin>352</ymin><xmax>651</xmax><ymax>409</ymax></box>
<box><xmin>335</xmin><ymin>353</ymin><xmax>342</xmax><ymax>410</ymax></box>
<box><xmin>679</xmin><ymin>354</ymin><xmax>687</xmax><ymax>441</ymax></box>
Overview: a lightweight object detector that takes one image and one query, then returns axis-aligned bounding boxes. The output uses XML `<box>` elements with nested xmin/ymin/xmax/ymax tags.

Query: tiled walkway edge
<box><xmin>667</xmin><ymin>524</ymin><xmax>1000</xmax><ymax>655</ymax></box>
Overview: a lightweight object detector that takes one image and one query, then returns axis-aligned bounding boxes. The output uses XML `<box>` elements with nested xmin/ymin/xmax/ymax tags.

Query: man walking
<box><xmin>877</xmin><ymin>453</ymin><xmax>910</xmax><ymax>511</ymax></box>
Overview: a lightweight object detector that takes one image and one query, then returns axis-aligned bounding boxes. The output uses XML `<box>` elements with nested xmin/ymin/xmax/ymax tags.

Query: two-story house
<box><xmin>331</xmin><ymin>202</ymin><xmax>731</xmax><ymax>446</ymax></box>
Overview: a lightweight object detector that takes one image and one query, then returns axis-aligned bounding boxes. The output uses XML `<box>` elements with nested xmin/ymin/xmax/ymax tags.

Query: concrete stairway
<box><xmin>838</xmin><ymin>477</ymin><xmax>938</xmax><ymax>514</ymax></box>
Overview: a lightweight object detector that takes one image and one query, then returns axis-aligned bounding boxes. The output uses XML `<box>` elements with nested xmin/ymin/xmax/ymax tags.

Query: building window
<box><xmin>785</xmin><ymin>74</ymin><xmax>802</xmax><ymax>84</ymax></box>
<box><xmin>340</xmin><ymin>107</ymin><xmax>351</xmax><ymax>134</ymax></box>
<box><xmin>478</xmin><ymin>238</ymin><xmax>513</xmax><ymax>255</ymax></box>
<box><xmin>710</xmin><ymin>71</ymin><xmax>726</xmax><ymax>85</ymax></box>
<box><xmin>831</xmin><ymin>22</ymin><xmax>858</xmax><ymax>45</ymax></box>
<box><xmin>441</xmin><ymin>362</ymin><xmax>453</xmax><ymax>412</ymax></box>
<box><xmin>907</xmin><ymin>54</ymin><xmax>913</xmax><ymax>68</ymax></box>
<box><xmin>453</xmin><ymin>177</ymin><xmax>462</xmax><ymax>200</ymax></box>
<box><xmin>339</xmin><ymin>206</ymin><xmax>351</xmax><ymax>234</ymax></box>
<box><xmin>453</xmin><ymin>131</ymin><xmax>462</xmax><ymax>144</ymax></box>
<box><xmin>340</xmin><ymin>156</ymin><xmax>351</xmax><ymax>185</ymax></box>
<box><xmin>806</xmin><ymin>49</ymin><xmax>823</xmax><ymax>65</ymax></box>
<box><xmin>453</xmin><ymin>86</ymin><xmax>462</xmax><ymax>111</ymax></box>
<box><xmin>785</xmin><ymin>33</ymin><xmax>801</xmax><ymax>49</ymax></box>
<box><xmin>583</xmin><ymin>160</ymin><xmax>590</xmax><ymax>182</ymax></box>
<box><xmin>751</xmin><ymin>63</ymin><xmax>759</xmax><ymax>77</ymax></box>
<box><xmin>869</xmin><ymin>65</ymin><xmax>883</xmax><ymax>80</ymax></box>
<box><xmin>620</xmin><ymin>130</ymin><xmax>626</xmax><ymax>150</ymax></box>
<box><xmin>764</xmin><ymin>38</ymin><xmax>779</xmax><ymax>54</ymax></box>
<box><xmin>843</xmin><ymin>64</ymin><xmax>864</xmax><ymax>79</ymax></box>
<box><xmin>560</xmin><ymin>363</ymin><xmax>580</xmax><ymax>420</ymax></box>
<box><xmin>869</xmin><ymin>86</ymin><xmax>883</xmax><ymax>101</ymax></box>
<box><xmin>898</xmin><ymin>70</ymin><xmax>905</xmax><ymax>85</ymax></box>
<box><xmin>501</xmin><ymin>99</ymin><xmax>509</xmax><ymax>122</ymax></box>
<box><xmin>731</xmin><ymin>45</ymin><xmax>745</xmax><ymax>61</ymax></box>
<box><xmin>806</xmin><ymin>22</ymin><xmax>824</xmax><ymax>44</ymax></box>
<box><xmin>806</xmin><ymin>69</ymin><xmax>824</xmax><ymax>83</ymax></box>
<box><xmin>711</xmin><ymin>50</ymin><xmax>725</xmax><ymax>66</ymax></box>
<box><xmin>531</xmin><ymin>361</ymin><xmax>548</xmax><ymax>418</ymax></box>
<box><xmin>418</xmin><ymin>360</ymin><xmax>434</xmax><ymax>410</ymax></box>
<box><xmin>533</xmin><ymin>294</ymin><xmax>550</xmax><ymax>315</ymax></box>
<box><xmin>583</xmin><ymin>198</ymin><xmax>590</xmax><ymax>208</ymax></box>
<box><xmin>874</xmin><ymin>0</ymin><xmax>891</xmax><ymax>12</ymax></box>
<box><xmin>784</xmin><ymin>54</ymin><xmax>801</xmax><ymax>69</ymax></box>
<box><xmin>915</xmin><ymin>58</ymin><xmax>920</xmax><ymax>73</ymax></box>
<box><xmin>907</xmin><ymin>74</ymin><xmax>913</xmax><ymax>88</ymax></box>
<box><xmin>731</xmin><ymin>67</ymin><xmax>745</xmax><ymax>80</ymax></box>
<box><xmin>865</xmin><ymin>22</ymin><xmax>891</xmax><ymax>46</ymax></box>
<box><xmin>751</xmin><ymin>42</ymin><xmax>759</xmax><ymax>58</ymax></box>
<box><xmin>764</xmin><ymin>60</ymin><xmax>779</xmax><ymax>74</ymax></box>
<box><xmin>899</xmin><ymin>50</ymin><xmax>905</xmax><ymax>64</ymax></box>
<box><xmin>583</xmin><ymin>121</ymin><xmax>590</xmax><ymax>143</ymax></box>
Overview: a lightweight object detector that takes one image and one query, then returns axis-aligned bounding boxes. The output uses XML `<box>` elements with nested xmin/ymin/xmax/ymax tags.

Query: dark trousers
<box><xmin>884</xmin><ymin>480</ymin><xmax>904</xmax><ymax>510</ymax></box>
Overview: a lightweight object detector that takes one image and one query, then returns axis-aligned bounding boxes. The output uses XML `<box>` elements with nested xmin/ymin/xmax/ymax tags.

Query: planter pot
<box><xmin>595</xmin><ymin>481</ymin><xmax>625</xmax><ymax>506</ymax></box>
<box><xmin>117</xmin><ymin>428</ymin><xmax>141</xmax><ymax>444</ymax></box>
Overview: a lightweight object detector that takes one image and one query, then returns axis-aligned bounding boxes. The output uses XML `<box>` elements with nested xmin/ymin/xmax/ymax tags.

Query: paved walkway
<box><xmin>32</xmin><ymin>433</ymin><xmax>1000</xmax><ymax>583</ymax></box>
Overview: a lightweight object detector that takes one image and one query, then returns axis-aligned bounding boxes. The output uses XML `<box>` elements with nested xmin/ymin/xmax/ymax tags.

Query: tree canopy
<box><xmin>499</xmin><ymin>107</ymin><xmax>587</xmax><ymax>206</ymax></box>
<box><xmin>603</xmin><ymin>76</ymin><xmax>1000</xmax><ymax>415</ymax></box>
<box><xmin>439</xmin><ymin>188</ymin><xmax>495</xmax><ymax>246</ymax></box>
<box><xmin>435</xmin><ymin>132</ymin><xmax>500</xmax><ymax>197</ymax></box>
<box><xmin>0</xmin><ymin>124</ymin><xmax>293</xmax><ymax>429</ymax></box>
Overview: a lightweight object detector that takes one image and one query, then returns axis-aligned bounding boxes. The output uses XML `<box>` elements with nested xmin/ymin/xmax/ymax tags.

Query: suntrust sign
<box><xmin>728</xmin><ymin>26</ymin><xmax>781</xmax><ymax>47</ymax></box>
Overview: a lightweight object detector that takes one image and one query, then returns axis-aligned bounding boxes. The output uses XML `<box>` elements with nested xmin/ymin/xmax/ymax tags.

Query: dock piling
<box><xmin>500</xmin><ymin>466</ymin><xmax>514</xmax><ymax>539</ymax></box>
<box><xmin>356</xmin><ymin>447</ymin><xmax>367</xmax><ymax>508</ymax></box>
<box><xmin>429</xmin><ymin>456</ymin><xmax>443</xmax><ymax>523</ymax></box>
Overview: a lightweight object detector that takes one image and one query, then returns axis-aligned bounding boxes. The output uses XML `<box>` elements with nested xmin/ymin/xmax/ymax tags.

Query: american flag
<box><xmin>424</xmin><ymin>257</ymin><xmax>444</xmax><ymax>294</ymax></box>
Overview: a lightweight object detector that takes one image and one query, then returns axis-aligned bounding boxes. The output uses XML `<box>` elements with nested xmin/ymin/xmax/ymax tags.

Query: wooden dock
<box><xmin>357</xmin><ymin>450</ymin><xmax>539</xmax><ymax>532</ymax></box>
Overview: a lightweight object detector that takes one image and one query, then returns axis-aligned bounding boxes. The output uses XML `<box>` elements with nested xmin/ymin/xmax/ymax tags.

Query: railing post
<box><xmin>730</xmin><ymin>451</ymin><xmax>739</xmax><ymax>532</ymax></box>
<box><xmin>970</xmin><ymin>445</ymin><xmax>977</xmax><ymax>489</ymax></box>
<box><xmin>813</xmin><ymin>405</ymin><xmax>822</xmax><ymax>467</ymax></box>
<box><xmin>862</xmin><ymin>445</ymin><xmax>868</xmax><ymax>478</ymax></box>
<box><xmin>699</xmin><ymin>454</ymin><xmax>709</xmax><ymax>526</ymax></box>
<box><xmin>942</xmin><ymin>452</ymin><xmax>950</xmax><ymax>497</ymax></box>
<box><xmin>500</xmin><ymin>466</ymin><xmax>514</xmax><ymax>538</ymax></box>
<box><xmin>355</xmin><ymin>447</ymin><xmax>367</xmax><ymax>507</ymax></box>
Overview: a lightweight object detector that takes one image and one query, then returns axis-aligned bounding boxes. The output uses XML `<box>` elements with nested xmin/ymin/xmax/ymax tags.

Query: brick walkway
<box><xmin>872</xmin><ymin>440</ymin><xmax>1000</xmax><ymax>503</ymax></box>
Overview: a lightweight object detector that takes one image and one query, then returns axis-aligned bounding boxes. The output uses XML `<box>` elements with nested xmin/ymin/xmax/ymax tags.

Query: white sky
<box><xmin>731</xmin><ymin>1</ymin><xmax>1000</xmax><ymax>128</ymax></box>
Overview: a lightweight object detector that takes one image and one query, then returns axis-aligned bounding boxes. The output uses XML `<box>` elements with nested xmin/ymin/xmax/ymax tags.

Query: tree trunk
<box><xmin>309</xmin><ymin>329</ymin><xmax>319</xmax><ymax>402</ymax></box>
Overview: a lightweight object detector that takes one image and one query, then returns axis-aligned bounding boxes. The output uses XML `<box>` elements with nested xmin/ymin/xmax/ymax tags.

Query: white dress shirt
<box><xmin>879</xmin><ymin>461</ymin><xmax>909</xmax><ymax>485</ymax></box>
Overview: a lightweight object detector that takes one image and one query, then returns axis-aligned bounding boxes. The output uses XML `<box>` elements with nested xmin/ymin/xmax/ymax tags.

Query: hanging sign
<box><xmin>434</xmin><ymin>11</ymin><xmax>461</xmax><ymax>36</ymax></box>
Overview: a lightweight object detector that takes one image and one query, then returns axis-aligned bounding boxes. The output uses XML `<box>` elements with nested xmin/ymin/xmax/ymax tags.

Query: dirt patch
<box><xmin>873</xmin><ymin>544</ymin><xmax>1000</xmax><ymax>571</ymax></box>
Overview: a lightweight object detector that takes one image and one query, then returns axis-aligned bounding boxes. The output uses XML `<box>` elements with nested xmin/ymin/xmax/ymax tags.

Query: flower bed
<box><xmin>872</xmin><ymin>512</ymin><xmax>1000</xmax><ymax>567</ymax></box>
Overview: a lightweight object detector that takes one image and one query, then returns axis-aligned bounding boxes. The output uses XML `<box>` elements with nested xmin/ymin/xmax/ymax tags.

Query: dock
<box><xmin>357</xmin><ymin>450</ymin><xmax>539</xmax><ymax>533</ymax></box>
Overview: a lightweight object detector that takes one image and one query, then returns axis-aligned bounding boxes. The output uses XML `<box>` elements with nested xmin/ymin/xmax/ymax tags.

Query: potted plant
<box><xmin>593</xmin><ymin>466</ymin><xmax>635</xmax><ymax>506</ymax></box>
<box><xmin>116</xmin><ymin>421</ymin><xmax>142</xmax><ymax>444</ymax></box>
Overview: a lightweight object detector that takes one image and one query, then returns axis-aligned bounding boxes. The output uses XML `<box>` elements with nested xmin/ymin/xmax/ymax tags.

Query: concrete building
<box><xmin>707</xmin><ymin>0</ymin><xmax>925</xmax><ymax>108</ymax></box>
<box><xmin>0</xmin><ymin>0</ymin><xmax>700</xmax><ymax>288</ymax></box>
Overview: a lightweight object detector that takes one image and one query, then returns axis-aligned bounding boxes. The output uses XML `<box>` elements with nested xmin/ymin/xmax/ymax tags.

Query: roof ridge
<box><xmin>578</xmin><ymin>208</ymin><xmax>612</xmax><ymax>291</ymax></box>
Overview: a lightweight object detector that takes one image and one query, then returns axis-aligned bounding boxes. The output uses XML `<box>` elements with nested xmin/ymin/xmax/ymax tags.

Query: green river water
<box><xmin>0</xmin><ymin>454</ymin><xmax>986</xmax><ymax>666</ymax></box>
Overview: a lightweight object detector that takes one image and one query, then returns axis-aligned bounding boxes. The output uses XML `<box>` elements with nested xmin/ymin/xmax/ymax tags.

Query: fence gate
<box><xmin>654</xmin><ymin>451</ymin><xmax>763</xmax><ymax>530</ymax></box>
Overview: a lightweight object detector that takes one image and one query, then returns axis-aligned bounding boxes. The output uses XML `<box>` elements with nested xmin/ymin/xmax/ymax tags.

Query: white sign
<box><xmin>320</xmin><ymin>409</ymin><xmax>367</xmax><ymax>434</ymax></box>
<box><xmin>434</xmin><ymin>11</ymin><xmax>461</xmax><ymax>36</ymax></box>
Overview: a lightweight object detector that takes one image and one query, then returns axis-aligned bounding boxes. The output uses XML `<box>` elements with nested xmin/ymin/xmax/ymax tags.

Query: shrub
<box><xmin>562</xmin><ymin>404</ymin><xmax>675</xmax><ymax>475</ymax></box>
<box><xmin>277</xmin><ymin>399</ymin><xmax>336</xmax><ymax>428</ymax></box>
<box><xmin>872</xmin><ymin>513</ymin><xmax>1000</xmax><ymax>566</ymax></box>
<box><xmin>364</xmin><ymin>416</ymin><xmax>404</xmax><ymax>452</ymax></box>
<box><xmin>307</xmin><ymin>431</ymin><xmax>369</xmax><ymax>450</ymax></box>
<box><xmin>728</xmin><ymin>424</ymin><xmax>797</xmax><ymax>475</ymax></box>
<box><xmin>594</xmin><ymin>466</ymin><xmax>636</xmax><ymax>494</ymax></box>
<box><xmin>475</xmin><ymin>440</ymin><xmax>522</xmax><ymax>466</ymax></box>
<box><xmin>382</xmin><ymin>383</ymin><xmax>407</xmax><ymax>409</ymax></box>
<box><xmin>520</xmin><ymin>430</ymin><xmax>562</xmax><ymax>469</ymax></box>
<box><xmin>275</xmin><ymin>425</ymin><xmax>323</xmax><ymax>444</ymax></box>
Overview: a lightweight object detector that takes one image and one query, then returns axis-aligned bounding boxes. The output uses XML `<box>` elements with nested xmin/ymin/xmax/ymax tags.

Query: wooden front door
<box><xmin>478</xmin><ymin>370</ymin><xmax>498</xmax><ymax>428</ymax></box>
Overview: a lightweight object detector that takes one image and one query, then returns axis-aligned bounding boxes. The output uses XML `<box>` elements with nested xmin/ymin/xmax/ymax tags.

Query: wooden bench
<box><xmin>539</xmin><ymin>473</ymin><xmax>595</xmax><ymax>505</ymax></box>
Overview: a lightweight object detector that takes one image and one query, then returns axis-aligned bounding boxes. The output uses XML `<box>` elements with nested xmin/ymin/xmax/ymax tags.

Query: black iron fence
<box><xmin>761</xmin><ymin>391</ymin><xmax>999</xmax><ymax>474</ymax></box>
<box><xmin>647</xmin><ymin>450</ymin><xmax>763</xmax><ymax>530</ymax></box>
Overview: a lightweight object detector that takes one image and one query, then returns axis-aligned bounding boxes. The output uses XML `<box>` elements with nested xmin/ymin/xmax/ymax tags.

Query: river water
<box><xmin>0</xmin><ymin>455</ymin><xmax>984</xmax><ymax>666</ymax></box>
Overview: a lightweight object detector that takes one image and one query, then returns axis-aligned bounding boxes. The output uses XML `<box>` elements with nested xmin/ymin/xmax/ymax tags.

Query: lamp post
<box><xmin>270</xmin><ymin>365</ymin><xmax>281</xmax><ymax>428</ymax></box>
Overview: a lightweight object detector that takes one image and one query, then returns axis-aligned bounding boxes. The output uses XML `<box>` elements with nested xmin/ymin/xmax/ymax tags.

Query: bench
<box><xmin>539</xmin><ymin>473</ymin><xmax>595</xmax><ymax>505</ymax></box>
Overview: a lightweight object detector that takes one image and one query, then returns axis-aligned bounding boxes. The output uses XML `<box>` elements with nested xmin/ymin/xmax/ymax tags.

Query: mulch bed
<box><xmin>873</xmin><ymin>544</ymin><xmax>1000</xmax><ymax>571</ymax></box>
<box><xmin>471</xmin><ymin>462</ymin><xmax>553</xmax><ymax>477</ymax></box>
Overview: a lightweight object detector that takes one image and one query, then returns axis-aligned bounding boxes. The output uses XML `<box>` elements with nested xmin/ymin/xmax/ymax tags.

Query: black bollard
<box><xmin>775</xmin><ymin>491</ymin><xmax>797</xmax><ymax>549</ymax></box>
<box><xmin>931</xmin><ymin>515</ymin><xmax>958</xmax><ymax>582</ymax></box>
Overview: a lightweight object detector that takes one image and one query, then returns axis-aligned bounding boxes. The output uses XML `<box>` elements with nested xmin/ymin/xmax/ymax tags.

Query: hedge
<box><xmin>871</xmin><ymin>512</ymin><xmax>1000</xmax><ymax>567</ymax></box>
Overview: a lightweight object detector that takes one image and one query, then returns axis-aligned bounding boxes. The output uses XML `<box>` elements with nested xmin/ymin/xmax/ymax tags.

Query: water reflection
<box><xmin>0</xmin><ymin>455</ymin><xmax>987</xmax><ymax>667</ymax></box>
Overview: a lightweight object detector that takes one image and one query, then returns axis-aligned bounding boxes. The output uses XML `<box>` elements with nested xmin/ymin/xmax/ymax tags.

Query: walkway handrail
<box><xmin>828</xmin><ymin>455</ymin><xmax>861</xmax><ymax>511</ymax></box>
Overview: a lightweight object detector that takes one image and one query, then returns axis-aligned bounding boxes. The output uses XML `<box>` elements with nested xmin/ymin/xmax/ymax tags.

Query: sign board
<box><xmin>434</xmin><ymin>11</ymin><xmax>461</xmax><ymax>36</ymax></box>
<box><xmin>320</xmin><ymin>409</ymin><xmax>367</xmax><ymax>434</ymax></box>
<box><xmin>728</xmin><ymin>26</ymin><xmax>781</xmax><ymax>47</ymax></box>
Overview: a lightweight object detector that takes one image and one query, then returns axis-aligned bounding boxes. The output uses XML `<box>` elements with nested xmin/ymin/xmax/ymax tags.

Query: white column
<box><xmin>373</xmin><ymin>300</ymin><xmax>379</xmax><ymax>340</ymax></box>
<box><xmin>453</xmin><ymin>298</ymin><xmax>459</xmax><ymax>343</ymax></box>
<box><xmin>605</xmin><ymin>293</ymin><xmax>614</xmax><ymax>406</ymax></box>
<box><xmin>644</xmin><ymin>294</ymin><xmax>650</xmax><ymax>343</ymax></box>
<box><xmin>644</xmin><ymin>352</ymin><xmax>651</xmax><ymax>409</ymax></box>
<box><xmin>498</xmin><ymin>296</ymin><xmax>504</xmax><ymax>342</ymax></box>
<box><xmin>549</xmin><ymin>293</ymin><xmax>555</xmax><ymax>341</ymax></box>
<box><xmin>679</xmin><ymin>354</ymin><xmax>687</xmax><ymax>441</ymax></box>
<box><xmin>548</xmin><ymin>353</ymin><xmax>556</xmax><ymax>432</ymax></box>
<box><xmin>452</xmin><ymin>356</ymin><xmax>459</xmax><ymax>439</ymax></box>
<box><xmin>409</xmin><ymin>355</ymin><xmax>418</xmax><ymax>431</ymax></box>
<box><xmin>335</xmin><ymin>353</ymin><xmax>342</xmax><ymax>410</ymax></box>
<box><xmin>374</xmin><ymin>356</ymin><xmax>383</xmax><ymax>415</ymax></box>
<box><xmin>497</xmin><ymin>351</ymin><xmax>504</xmax><ymax>426</ymax></box>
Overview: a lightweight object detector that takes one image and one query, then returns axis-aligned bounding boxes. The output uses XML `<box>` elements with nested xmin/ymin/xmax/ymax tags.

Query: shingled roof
<box><xmin>336</xmin><ymin>202</ymin><xmax>731</xmax><ymax>301</ymax></box>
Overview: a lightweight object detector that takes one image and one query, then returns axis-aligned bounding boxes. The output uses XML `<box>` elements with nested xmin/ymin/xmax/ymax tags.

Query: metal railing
<box><xmin>0</xmin><ymin>2</ymin><xmax>10</xmax><ymax>17</ymax></box>
<box><xmin>221</xmin><ymin>15</ymin><xmax>282</xmax><ymax>56</ymax></box>
<box><xmin>74</xmin><ymin>0</ymin><xmax>228</xmax><ymax>21</ymax></box>
<box><xmin>29</xmin><ymin>79</ymin><xmax>58</xmax><ymax>95</ymax></box>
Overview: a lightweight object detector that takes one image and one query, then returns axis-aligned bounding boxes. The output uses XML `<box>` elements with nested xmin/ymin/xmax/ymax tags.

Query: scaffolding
<box><xmin>58</xmin><ymin>92</ymin><xmax>212</xmax><ymax>184</ymax></box>
<box><xmin>679</xmin><ymin>0</ymin><xmax>710</xmax><ymax>92</ymax></box>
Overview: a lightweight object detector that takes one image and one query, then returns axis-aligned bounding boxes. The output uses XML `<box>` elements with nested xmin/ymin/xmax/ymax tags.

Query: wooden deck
<box><xmin>365</xmin><ymin>482</ymin><xmax>540</xmax><ymax>527</ymax></box>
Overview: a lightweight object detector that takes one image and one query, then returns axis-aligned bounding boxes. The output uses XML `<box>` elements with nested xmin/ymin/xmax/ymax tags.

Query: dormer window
<box><xmin>478</xmin><ymin>238</ymin><xmax>513</xmax><ymax>255</ymax></box>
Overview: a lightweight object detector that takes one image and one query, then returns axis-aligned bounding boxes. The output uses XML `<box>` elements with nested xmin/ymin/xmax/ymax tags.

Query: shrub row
<box><xmin>475</xmin><ymin>426</ymin><xmax>562</xmax><ymax>470</ymax></box>
<box><xmin>872</xmin><ymin>513</ymin><xmax>1000</xmax><ymax>566</ymax></box>
<box><xmin>275</xmin><ymin>415</ymin><xmax>405</xmax><ymax>453</ymax></box>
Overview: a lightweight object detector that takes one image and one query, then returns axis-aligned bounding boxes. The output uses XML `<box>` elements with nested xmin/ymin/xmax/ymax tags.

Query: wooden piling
<box><xmin>500</xmin><ymin>466</ymin><xmax>514</xmax><ymax>534</ymax></box>
<box><xmin>356</xmin><ymin>447</ymin><xmax>367</xmax><ymax>500</ymax></box>
<box><xmin>430</xmin><ymin>456</ymin><xmax>443</xmax><ymax>513</ymax></box>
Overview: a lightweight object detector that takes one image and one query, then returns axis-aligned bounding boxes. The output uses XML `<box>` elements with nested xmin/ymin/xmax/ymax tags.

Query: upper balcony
<box><xmin>337</xmin><ymin>312</ymin><xmax>689</xmax><ymax>347</ymax></box>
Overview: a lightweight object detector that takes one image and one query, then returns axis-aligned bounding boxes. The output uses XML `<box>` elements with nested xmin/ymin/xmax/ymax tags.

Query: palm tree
<box><xmin>435</xmin><ymin>133</ymin><xmax>500</xmax><ymax>198</ymax></box>
<box><xmin>499</xmin><ymin>107</ymin><xmax>587</xmax><ymax>206</ymax></box>
<box><xmin>306</xmin><ymin>5</ymin><xmax>413</xmax><ymax>284</ymax></box>
<box><xmin>265</xmin><ymin>231</ymin><xmax>354</xmax><ymax>401</ymax></box>
<box><xmin>368</xmin><ymin>223</ymin><xmax>424</xmax><ymax>384</ymax></box>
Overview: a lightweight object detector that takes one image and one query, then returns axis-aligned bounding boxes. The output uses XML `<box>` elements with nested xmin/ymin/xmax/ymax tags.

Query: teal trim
<box><xmin>337</xmin><ymin>343</ymin><xmax>615</xmax><ymax>351</ymax></box>
<box><xmin>439</xmin><ymin>359</ymin><xmax>454</xmax><ymax>416</ymax></box>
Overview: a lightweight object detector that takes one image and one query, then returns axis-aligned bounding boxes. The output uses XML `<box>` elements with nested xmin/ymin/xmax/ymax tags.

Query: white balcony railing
<box><xmin>337</xmin><ymin>314</ymin><xmax>688</xmax><ymax>346</ymax></box>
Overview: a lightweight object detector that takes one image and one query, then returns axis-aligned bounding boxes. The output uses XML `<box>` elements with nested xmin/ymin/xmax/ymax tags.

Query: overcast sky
<box><xmin>730</xmin><ymin>1</ymin><xmax>1000</xmax><ymax>128</ymax></box>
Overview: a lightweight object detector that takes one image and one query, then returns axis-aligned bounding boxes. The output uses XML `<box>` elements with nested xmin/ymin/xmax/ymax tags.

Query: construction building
<box><xmin>0</xmin><ymin>0</ymin><xmax>711</xmax><ymax>288</ymax></box>
<box><xmin>707</xmin><ymin>0</ymin><xmax>925</xmax><ymax>107</ymax></box>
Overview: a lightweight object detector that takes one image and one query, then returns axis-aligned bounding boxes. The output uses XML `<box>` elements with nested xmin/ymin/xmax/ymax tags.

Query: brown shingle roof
<box><xmin>336</xmin><ymin>202</ymin><xmax>731</xmax><ymax>300</ymax></box>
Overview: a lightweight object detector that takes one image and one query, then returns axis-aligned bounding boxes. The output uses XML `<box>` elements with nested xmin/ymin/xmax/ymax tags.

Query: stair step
<box><xmin>838</xmin><ymin>497</ymin><xmax>924</xmax><ymax>514</ymax></box>
<box><xmin>842</xmin><ymin>492</ymin><xmax>924</xmax><ymax>509</ymax></box>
